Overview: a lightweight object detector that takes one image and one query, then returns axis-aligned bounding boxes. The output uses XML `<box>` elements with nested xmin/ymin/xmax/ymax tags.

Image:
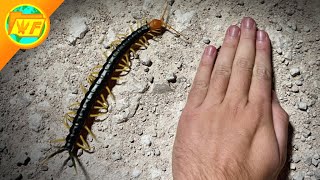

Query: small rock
<box><xmin>295</xmin><ymin>80</ymin><xmax>303</xmax><ymax>86</ymax></box>
<box><xmin>150</xmin><ymin>168</ymin><xmax>162</xmax><ymax>179</ymax></box>
<box><xmin>154</xmin><ymin>149</ymin><xmax>161</xmax><ymax>156</ymax></box>
<box><xmin>298</xmin><ymin>102</ymin><xmax>308</xmax><ymax>111</ymax></box>
<box><xmin>312</xmin><ymin>158</ymin><xmax>319</xmax><ymax>167</ymax></box>
<box><xmin>293</xmin><ymin>172</ymin><xmax>304</xmax><ymax>180</ymax></box>
<box><xmin>141</xmin><ymin>59</ymin><xmax>152</xmax><ymax>67</ymax></box>
<box><xmin>67</xmin><ymin>159</ymin><xmax>74</xmax><ymax>167</ymax></box>
<box><xmin>303</xmin><ymin>26</ymin><xmax>310</xmax><ymax>32</ymax></box>
<box><xmin>0</xmin><ymin>143</ymin><xmax>6</xmax><ymax>152</ymax></box>
<box><xmin>203</xmin><ymin>38</ymin><xmax>210</xmax><ymax>44</ymax></box>
<box><xmin>285</xmin><ymin>81</ymin><xmax>293</xmax><ymax>88</ymax></box>
<box><xmin>291</xmin><ymin>85</ymin><xmax>299</xmax><ymax>93</ymax></box>
<box><xmin>111</xmin><ymin>152</ymin><xmax>122</xmax><ymax>161</ymax></box>
<box><xmin>28</xmin><ymin>113</ymin><xmax>43</xmax><ymax>132</ymax></box>
<box><xmin>315</xmin><ymin>170</ymin><xmax>320</xmax><ymax>179</ymax></box>
<box><xmin>290</xmin><ymin>163</ymin><xmax>296</xmax><ymax>170</ymax></box>
<box><xmin>292</xmin><ymin>154</ymin><xmax>301</xmax><ymax>163</ymax></box>
<box><xmin>304</xmin><ymin>156</ymin><xmax>312</xmax><ymax>166</ymax></box>
<box><xmin>290</xmin><ymin>68</ymin><xmax>300</xmax><ymax>77</ymax></box>
<box><xmin>237</xmin><ymin>1</ymin><xmax>244</xmax><ymax>6</ymax></box>
<box><xmin>314</xmin><ymin>153</ymin><xmax>320</xmax><ymax>160</ymax></box>
<box><xmin>141</xmin><ymin>135</ymin><xmax>151</xmax><ymax>146</ymax></box>
<box><xmin>40</xmin><ymin>165</ymin><xmax>49</xmax><ymax>171</ymax></box>
<box><xmin>14</xmin><ymin>174</ymin><xmax>23</xmax><ymax>180</ymax></box>
<box><xmin>152</xmin><ymin>83</ymin><xmax>173</xmax><ymax>94</ymax></box>
<box><xmin>67</xmin><ymin>17</ymin><xmax>88</xmax><ymax>45</ymax></box>
<box><xmin>276</xmin><ymin>25</ymin><xmax>282</xmax><ymax>31</ymax></box>
<box><xmin>132</xmin><ymin>169</ymin><xmax>142</xmax><ymax>178</ymax></box>
<box><xmin>144</xmin><ymin>68</ymin><xmax>149</xmax><ymax>72</ymax></box>
<box><xmin>215</xmin><ymin>12</ymin><xmax>222</xmax><ymax>18</ymax></box>
<box><xmin>276</xmin><ymin>48</ymin><xmax>282</xmax><ymax>55</ymax></box>
<box><xmin>168</xmin><ymin>0</ymin><xmax>175</xmax><ymax>6</ymax></box>
<box><xmin>166</xmin><ymin>73</ymin><xmax>177</xmax><ymax>83</ymax></box>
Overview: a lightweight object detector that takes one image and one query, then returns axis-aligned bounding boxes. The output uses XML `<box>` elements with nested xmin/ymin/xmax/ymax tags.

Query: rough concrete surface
<box><xmin>0</xmin><ymin>0</ymin><xmax>320</xmax><ymax>179</ymax></box>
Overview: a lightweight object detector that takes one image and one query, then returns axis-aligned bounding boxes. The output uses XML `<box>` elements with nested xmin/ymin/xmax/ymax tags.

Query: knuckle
<box><xmin>235</xmin><ymin>57</ymin><xmax>254</xmax><ymax>72</ymax></box>
<box><xmin>223</xmin><ymin>38</ymin><xmax>238</xmax><ymax>49</ymax></box>
<box><xmin>253</xmin><ymin>64</ymin><xmax>272</xmax><ymax>80</ymax></box>
<box><xmin>192</xmin><ymin>80</ymin><xmax>209</xmax><ymax>90</ymax></box>
<box><xmin>214</xmin><ymin>64</ymin><xmax>232</xmax><ymax>77</ymax></box>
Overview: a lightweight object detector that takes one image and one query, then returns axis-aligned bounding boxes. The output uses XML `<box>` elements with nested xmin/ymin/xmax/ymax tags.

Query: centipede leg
<box><xmin>106</xmin><ymin>86</ymin><xmax>115</xmax><ymax>100</ymax></box>
<box><xmin>50</xmin><ymin>138</ymin><xmax>66</xmax><ymax>143</ymax></box>
<box><xmin>80</xmin><ymin>83</ymin><xmax>88</xmax><ymax>94</ymax></box>
<box><xmin>84</xmin><ymin>126</ymin><xmax>98</xmax><ymax>142</ymax></box>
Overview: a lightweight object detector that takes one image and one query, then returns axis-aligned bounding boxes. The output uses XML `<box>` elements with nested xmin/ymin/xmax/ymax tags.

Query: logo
<box><xmin>5</xmin><ymin>4</ymin><xmax>50</xmax><ymax>49</ymax></box>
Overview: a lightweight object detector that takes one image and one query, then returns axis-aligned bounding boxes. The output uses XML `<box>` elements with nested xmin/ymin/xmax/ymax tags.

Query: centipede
<box><xmin>42</xmin><ymin>1</ymin><xmax>188</xmax><ymax>178</ymax></box>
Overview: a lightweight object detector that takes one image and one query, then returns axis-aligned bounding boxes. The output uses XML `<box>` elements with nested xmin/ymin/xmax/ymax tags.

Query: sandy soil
<box><xmin>0</xmin><ymin>0</ymin><xmax>319</xmax><ymax>179</ymax></box>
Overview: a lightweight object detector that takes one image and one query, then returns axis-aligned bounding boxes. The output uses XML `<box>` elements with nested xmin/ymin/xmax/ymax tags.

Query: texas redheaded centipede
<box><xmin>42</xmin><ymin>1</ymin><xmax>188</xmax><ymax>177</ymax></box>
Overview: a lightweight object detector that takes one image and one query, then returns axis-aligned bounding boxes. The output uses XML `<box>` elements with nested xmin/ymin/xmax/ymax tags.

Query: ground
<box><xmin>0</xmin><ymin>0</ymin><xmax>319</xmax><ymax>179</ymax></box>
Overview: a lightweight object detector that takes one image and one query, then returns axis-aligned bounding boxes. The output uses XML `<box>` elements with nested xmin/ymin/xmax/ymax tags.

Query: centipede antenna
<box><xmin>160</xmin><ymin>0</ymin><xmax>169</xmax><ymax>21</ymax></box>
<box><xmin>41</xmin><ymin>148</ymin><xmax>66</xmax><ymax>164</ymax></box>
<box><xmin>58</xmin><ymin>156</ymin><xmax>70</xmax><ymax>177</ymax></box>
<box><xmin>163</xmin><ymin>22</ymin><xmax>191</xmax><ymax>43</ymax></box>
<box><xmin>69</xmin><ymin>152</ymin><xmax>78</xmax><ymax>175</ymax></box>
<box><xmin>73</xmin><ymin>153</ymin><xmax>91</xmax><ymax>180</ymax></box>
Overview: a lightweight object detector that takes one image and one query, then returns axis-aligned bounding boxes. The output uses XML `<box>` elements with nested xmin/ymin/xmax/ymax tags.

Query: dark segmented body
<box><xmin>65</xmin><ymin>25</ymin><xmax>150</xmax><ymax>151</ymax></box>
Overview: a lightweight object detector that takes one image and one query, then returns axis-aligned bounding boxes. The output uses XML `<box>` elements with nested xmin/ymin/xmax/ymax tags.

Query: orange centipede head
<box><xmin>148</xmin><ymin>19</ymin><xmax>164</xmax><ymax>30</ymax></box>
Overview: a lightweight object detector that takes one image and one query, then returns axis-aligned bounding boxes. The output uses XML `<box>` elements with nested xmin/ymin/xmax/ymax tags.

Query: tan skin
<box><xmin>172</xmin><ymin>17</ymin><xmax>289</xmax><ymax>179</ymax></box>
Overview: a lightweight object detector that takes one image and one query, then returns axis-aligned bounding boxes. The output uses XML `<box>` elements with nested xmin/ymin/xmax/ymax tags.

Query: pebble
<box><xmin>304</xmin><ymin>156</ymin><xmax>312</xmax><ymax>166</ymax></box>
<box><xmin>293</xmin><ymin>172</ymin><xmax>304</xmax><ymax>180</ymax></box>
<box><xmin>132</xmin><ymin>169</ymin><xmax>142</xmax><ymax>178</ymax></box>
<box><xmin>141</xmin><ymin>59</ymin><xmax>152</xmax><ymax>67</ymax></box>
<box><xmin>154</xmin><ymin>149</ymin><xmax>161</xmax><ymax>156</ymax></box>
<box><xmin>237</xmin><ymin>1</ymin><xmax>244</xmax><ymax>6</ymax></box>
<box><xmin>40</xmin><ymin>165</ymin><xmax>49</xmax><ymax>171</ymax></box>
<box><xmin>302</xmin><ymin>129</ymin><xmax>311</xmax><ymax>138</ymax></box>
<box><xmin>0</xmin><ymin>143</ymin><xmax>6</xmax><ymax>152</ymax></box>
<box><xmin>215</xmin><ymin>12</ymin><xmax>222</xmax><ymax>18</ymax></box>
<box><xmin>315</xmin><ymin>170</ymin><xmax>320</xmax><ymax>179</ymax></box>
<box><xmin>203</xmin><ymin>38</ymin><xmax>210</xmax><ymax>44</ymax></box>
<box><xmin>166</xmin><ymin>73</ymin><xmax>177</xmax><ymax>83</ymax></box>
<box><xmin>276</xmin><ymin>48</ymin><xmax>282</xmax><ymax>55</ymax></box>
<box><xmin>292</xmin><ymin>154</ymin><xmax>301</xmax><ymax>163</ymax></box>
<box><xmin>141</xmin><ymin>135</ymin><xmax>152</xmax><ymax>146</ymax></box>
<box><xmin>67</xmin><ymin>17</ymin><xmax>88</xmax><ymax>45</ymax></box>
<box><xmin>298</xmin><ymin>102</ymin><xmax>308</xmax><ymax>111</ymax></box>
<box><xmin>14</xmin><ymin>174</ymin><xmax>23</xmax><ymax>180</ymax></box>
<box><xmin>28</xmin><ymin>113</ymin><xmax>43</xmax><ymax>132</ymax></box>
<box><xmin>290</xmin><ymin>67</ymin><xmax>300</xmax><ymax>77</ymax></box>
<box><xmin>291</xmin><ymin>86</ymin><xmax>299</xmax><ymax>93</ymax></box>
<box><xmin>295</xmin><ymin>80</ymin><xmax>303</xmax><ymax>86</ymax></box>
<box><xmin>290</xmin><ymin>163</ymin><xmax>296</xmax><ymax>170</ymax></box>
<box><xmin>150</xmin><ymin>168</ymin><xmax>162</xmax><ymax>179</ymax></box>
<box><xmin>288</xmin><ymin>21</ymin><xmax>297</xmax><ymax>31</ymax></box>
<box><xmin>314</xmin><ymin>154</ymin><xmax>320</xmax><ymax>160</ymax></box>
<box><xmin>111</xmin><ymin>152</ymin><xmax>122</xmax><ymax>161</ymax></box>
<box><xmin>152</xmin><ymin>83</ymin><xmax>173</xmax><ymax>94</ymax></box>
<box><xmin>276</xmin><ymin>25</ymin><xmax>282</xmax><ymax>31</ymax></box>
<box><xmin>285</xmin><ymin>81</ymin><xmax>293</xmax><ymax>88</ymax></box>
<box><xmin>303</xmin><ymin>26</ymin><xmax>310</xmax><ymax>32</ymax></box>
<box><xmin>67</xmin><ymin>159</ymin><xmax>74</xmax><ymax>167</ymax></box>
<box><xmin>312</xmin><ymin>158</ymin><xmax>319</xmax><ymax>167</ymax></box>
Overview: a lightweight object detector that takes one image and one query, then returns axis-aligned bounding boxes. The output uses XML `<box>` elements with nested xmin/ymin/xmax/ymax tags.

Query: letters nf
<box><xmin>8</xmin><ymin>12</ymin><xmax>45</xmax><ymax>38</ymax></box>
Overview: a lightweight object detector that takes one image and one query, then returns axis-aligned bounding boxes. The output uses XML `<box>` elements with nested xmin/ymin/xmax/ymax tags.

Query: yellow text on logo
<box><xmin>8</xmin><ymin>12</ymin><xmax>45</xmax><ymax>38</ymax></box>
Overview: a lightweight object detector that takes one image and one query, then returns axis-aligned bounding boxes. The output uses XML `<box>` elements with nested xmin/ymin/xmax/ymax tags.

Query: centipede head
<box><xmin>148</xmin><ymin>0</ymin><xmax>190</xmax><ymax>42</ymax></box>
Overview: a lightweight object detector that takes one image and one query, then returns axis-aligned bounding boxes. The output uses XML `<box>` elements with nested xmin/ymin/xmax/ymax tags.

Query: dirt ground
<box><xmin>0</xmin><ymin>0</ymin><xmax>319</xmax><ymax>179</ymax></box>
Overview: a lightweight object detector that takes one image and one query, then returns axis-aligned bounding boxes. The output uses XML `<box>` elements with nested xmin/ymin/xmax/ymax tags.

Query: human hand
<box><xmin>172</xmin><ymin>17</ymin><xmax>289</xmax><ymax>180</ymax></box>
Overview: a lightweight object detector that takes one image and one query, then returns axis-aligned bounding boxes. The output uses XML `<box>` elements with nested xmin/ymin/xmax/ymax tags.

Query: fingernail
<box><xmin>257</xmin><ymin>30</ymin><xmax>266</xmax><ymax>41</ymax></box>
<box><xmin>204</xmin><ymin>45</ymin><xmax>216</xmax><ymax>56</ymax></box>
<box><xmin>242</xmin><ymin>17</ymin><xmax>254</xmax><ymax>29</ymax></box>
<box><xmin>227</xmin><ymin>25</ymin><xmax>240</xmax><ymax>37</ymax></box>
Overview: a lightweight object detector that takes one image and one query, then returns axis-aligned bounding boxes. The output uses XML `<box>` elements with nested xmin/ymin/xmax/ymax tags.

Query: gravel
<box><xmin>290</xmin><ymin>67</ymin><xmax>301</xmax><ymax>77</ymax></box>
<box><xmin>298</xmin><ymin>102</ymin><xmax>308</xmax><ymax>111</ymax></box>
<box><xmin>132</xmin><ymin>169</ymin><xmax>142</xmax><ymax>178</ymax></box>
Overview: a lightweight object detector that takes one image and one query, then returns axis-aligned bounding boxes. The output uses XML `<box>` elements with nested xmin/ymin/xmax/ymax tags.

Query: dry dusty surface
<box><xmin>0</xmin><ymin>0</ymin><xmax>320</xmax><ymax>179</ymax></box>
